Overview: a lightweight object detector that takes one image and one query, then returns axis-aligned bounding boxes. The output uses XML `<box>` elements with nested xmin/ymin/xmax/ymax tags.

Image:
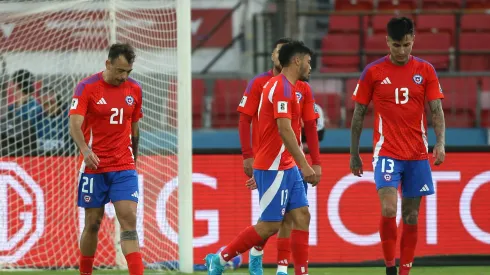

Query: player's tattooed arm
<box><xmin>131</xmin><ymin>122</ymin><xmax>140</xmax><ymax>163</ymax></box>
<box><xmin>350</xmin><ymin>103</ymin><xmax>368</xmax><ymax>176</ymax></box>
<box><xmin>350</xmin><ymin>103</ymin><xmax>368</xmax><ymax>155</ymax></box>
<box><xmin>429</xmin><ymin>99</ymin><xmax>445</xmax><ymax>145</ymax></box>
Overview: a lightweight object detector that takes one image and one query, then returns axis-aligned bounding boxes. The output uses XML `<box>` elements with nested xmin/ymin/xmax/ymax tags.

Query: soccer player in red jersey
<box><xmin>69</xmin><ymin>43</ymin><xmax>144</xmax><ymax>275</ymax></box>
<box><xmin>206</xmin><ymin>40</ymin><xmax>317</xmax><ymax>275</ymax></box>
<box><xmin>350</xmin><ymin>17</ymin><xmax>446</xmax><ymax>275</ymax></box>
<box><xmin>237</xmin><ymin>38</ymin><xmax>321</xmax><ymax>274</ymax></box>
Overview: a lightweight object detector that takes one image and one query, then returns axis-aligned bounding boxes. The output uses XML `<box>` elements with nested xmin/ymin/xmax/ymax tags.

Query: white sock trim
<box><xmin>250</xmin><ymin>247</ymin><xmax>264</xmax><ymax>256</ymax></box>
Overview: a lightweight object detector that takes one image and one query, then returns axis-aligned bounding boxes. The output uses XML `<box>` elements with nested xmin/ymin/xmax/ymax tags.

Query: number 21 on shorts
<box><xmin>81</xmin><ymin>176</ymin><xmax>94</xmax><ymax>193</ymax></box>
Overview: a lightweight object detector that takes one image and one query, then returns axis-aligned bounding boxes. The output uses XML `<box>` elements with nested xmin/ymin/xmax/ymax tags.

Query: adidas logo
<box><xmin>97</xmin><ymin>98</ymin><xmax>107</xmax><ymax>104</ymax></box>
<box><xmin>420</xmin><ymin>184</ymin><xmax>430</xmax><ymax>192</ymax></box>
<box><xmin>131</xmin><ymin>191</ymin><xmax>139</xmax><ymax>198</ymax></box>
<box><xmin>381</xmin><ymin>77</ymin><xmax>392</xmax><ymax>84</ymax></box>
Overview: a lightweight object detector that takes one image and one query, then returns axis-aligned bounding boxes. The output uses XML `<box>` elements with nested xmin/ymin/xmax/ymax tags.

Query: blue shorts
<box><xmin>373</xmin><ymin>157</ymin><xmax>434</xmax><ymax>198</ymax></box>
<box><xmin>253</xmin><ymin>166</ymin><xmax>309</xmax><ymax>222</ymax></box>
<box><xmin>77</xmin><ymin>169</ymin><xmax>139</xmax><ymax>208</ymax></box>
<box><xmin>299</xmin><ymin>169</ymin><xmax>308</xmax><ymax>195</ymax></box>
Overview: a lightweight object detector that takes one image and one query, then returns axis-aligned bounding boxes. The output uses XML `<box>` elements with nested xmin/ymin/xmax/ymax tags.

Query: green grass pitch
<box><xmin>3</xmin><ymin>266</ymin><xmax>490</xmax><ymax>274</ymax></box>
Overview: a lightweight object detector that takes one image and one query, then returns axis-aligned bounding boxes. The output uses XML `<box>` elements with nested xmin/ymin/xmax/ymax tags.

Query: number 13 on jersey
<box><xmin>395</xmin><ymin>88</ymin><xmax>409</xmax><ymax>104</ymax></box>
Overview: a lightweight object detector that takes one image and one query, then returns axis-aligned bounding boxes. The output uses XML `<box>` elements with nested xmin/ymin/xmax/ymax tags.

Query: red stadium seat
<box><xmin>438</xmin><ymin>77</ymin><xmax>477</xmax><ymax>127</ymax></box>
<box><xmin>412</xmin><ymin>32</ymin><xmax>451</xmax><ymax>70</ymax></box>
<box><xmin>328</xmin><ymin>15</ymin><xmax>369</xmax><ymax>34</ymax></box>
<box><xmin>421</xmin><ymin>0</ymin><xmax>462</xmax><ymax>9</ymax></box>
<box><xmin>377</xmin><ymin>0</ymin><xmax>417</xmax><ymax>10</ymax></box>
<box><xmin>459</xmin><ymin>33</ymin><xmax>490</xmax><ymax>71</ymax></box>
<box><xmin>465</xmin><ymin>0</ymin><xmax>490</xmax><ymax>9</ymax></box>
<box><xmin>480</xmin><ymin>92</ymin><xmax>490</xmax><ymax>127</ymax></box>
<box><xmin>416</xmin><ymin>15</ymin><xmax>456</xmax><ymax>37</ymax></box>
<box><xmin>460</xmin><ymin>14</ymin><xmax>490</xmax><ymax>32</ymax></box>
<box><xmin>313</xmin><ymin>93</ymin><xmax>342</xmax><ymax>127</ymax></box>
<box><xmin>167</xmin><ymin>79</ymin><xmax>206</xmax><ymax>128</ymax></box>
<box><xmin>321</xmin><ymin>34</ymin><xmax>361</xmax><ymax>71</ymax></box>
<box><xmin>365</xmin><ymin>34</ymin><xmax>389</xmax><ymax>64</ymax></box>
<box><xmin>335</xmin><ymin>0</ymin><xmax>374</xmax><ymax>10</ymax></box>
<box><xmin>371</xmin><ymin>14</ymin><xmax>415</xmax><ymax>33</ymax></box>
<box><xmin>211</xmin><ymin>79</ymin><xmax>248</xmax><ymax>128</ymax></box>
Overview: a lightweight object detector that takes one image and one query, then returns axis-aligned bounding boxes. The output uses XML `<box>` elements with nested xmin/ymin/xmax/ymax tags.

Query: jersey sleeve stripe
<box><xmin>281</xmin><ymin>75</ymin><xmax>292</xmax><ymax>98</ymax></box>
<box><xmin>360</xmin><ymin>57</ymin><xmax>385</xmax><ymax>81</ymax></box>
<box><xmin>245</xmin><ymin>71</ymin><xmax>270</xmax><ymax>94</ymax></box>
<box><xmin>128</xmin><ymin>77</ymin><xmax>143</xmax><ymax>91</ymax></box>
<box><xmin>413</xmin><ymin>56</ymin><xmax>439</xmax><ymax>77</ymax></box>
<box><xmin>75</xmin><ymin>74</ymin><xmax>100</xmax><ymax>96</ymax></box>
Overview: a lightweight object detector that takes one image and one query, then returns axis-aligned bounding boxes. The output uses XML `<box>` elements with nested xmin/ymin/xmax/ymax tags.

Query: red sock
<box><xmin>79</xmin><ymin>255</ymin><xmax>94</xmax><ymax>275</ymax></box>
<box><xmin>291</xmin><ymin>230</ymin><xmax>309</xmax><ymax>275</ymax></box>
<box><xmin>220</xmin><ymin>226</ymin><xmax>264</xmax><ymax>261</ymax></box>
<box><xmin>125</xmin><ymin>252</ymin><xmax>144</xmax><ymax>275</ymax></box>
<box><xmin>253</xmin><ymin>236</ymin><xmax>269</xmax><ymax>251</ymax></box>
<box><xmin>380</xmin><ymin>216</ymin><xmax>397</xmax><ymax>267</ymax></box>
<box><xmin>399</xmin><ymin>223</ymin><xmax>418</xmax><ymax>275</ymax></box>
<box><xmin>277</xmin><ymin>237</ymin><xmax>291</xmax><ymax>266</ymax></box>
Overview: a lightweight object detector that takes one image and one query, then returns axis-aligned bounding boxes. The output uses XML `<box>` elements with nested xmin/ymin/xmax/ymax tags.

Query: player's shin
<box><xmin>380</xmin><ymin>216</ymin><xmax>397</xmax><ymax>267</ymax></box>
<box><xmin>289</xmin><ymin>207</ymin><xmax>310</xmax><ymax>275</ymax></box>
<box><xmin>220</xmin><ymin>224</ymin><xmax>275</xmax><ymax>264</ymax></box>
<box><xmin>79</xmin><ymin>218</ymin><xmax>101</xmax><ymax>274</ymax></box>
<box><xmin>276</xmin><ymin>214</ymin><xmax>293</xmax><ymax>274</ymax></box>
<box><xmin>121</xmin><ymin>230</ymin><xmax>144</xmax><ymax>275</ymax></box>
<box><xmin>79</xmin><ymin>255</ymin><xmax>95</xmax><ymax>275</ymax></box>
<box><xmin>399</xmin><ymin>223</ymin><xmax>418</xmax><ymax>275</ymax></box>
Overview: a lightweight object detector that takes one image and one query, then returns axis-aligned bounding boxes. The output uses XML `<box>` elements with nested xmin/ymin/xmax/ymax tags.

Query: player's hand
<box><xmin>83</xmin><ymin>149</ymin><xmax>100</xmax><ymax>170</ymax></box>
<box><xmin>433</xmin><ymin>142</ymin><xmax>445</xmax><ymax>166</ymax></box>
<box><xmin>302</xmin><ymin>164</ymin><xmax>318</xmax><ymax>186</ymax></box>
<box><xmin>350</xmin><ymin>154</ymin><xmax>363</xmax><ymax>177</ymax></box>
<box><xmin>311</xmin><ymin>165</ymin><xmax>322</xmax><ymax>187</ymax></box>
<box><xmin>243</xmin><ymin>158</ymin><xmax>254</xmax><ymax>178</ymax></box>
<box><xmin>245</xmin><ymin>176</ymin><xmax>257</xmax><ymax>190</ymax></box>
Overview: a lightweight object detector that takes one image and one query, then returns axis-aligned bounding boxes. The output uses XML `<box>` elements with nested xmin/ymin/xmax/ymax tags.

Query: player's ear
<box><xmin>105</xmin><ymin>59</ymin><xmax>111</xmax><ymax>69</ymax></box>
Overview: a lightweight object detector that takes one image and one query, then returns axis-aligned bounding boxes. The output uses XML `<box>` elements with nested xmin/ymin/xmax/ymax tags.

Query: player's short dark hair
<box><xmin>108</xmin><ymin>43</ymin><xmax>136</xmax><ymax>64</ymax></box>
<box><xmin>387</xmin><ymin>17</ymin><xmax>415</xmax><ymax>41</ymax></box>
<box><xmin>12</xmin><ymin>69</ymin><xmax>34</xmax><ymax>95</ymax></box>
<box><xmin>273</xmin><ymin>37</ymin><xmax>293</xmax><ymax>50</ymax></box>
<box><xmin>278</xmin><ymin>40</ymin><xmax>314</xmax><ymax>67</ymax></box>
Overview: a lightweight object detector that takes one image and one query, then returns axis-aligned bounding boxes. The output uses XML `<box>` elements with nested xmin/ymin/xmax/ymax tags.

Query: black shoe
<box><xmin>386</xmin><ymin>266</ymin><xmax>397</xmax><ymax>275</ymax></box>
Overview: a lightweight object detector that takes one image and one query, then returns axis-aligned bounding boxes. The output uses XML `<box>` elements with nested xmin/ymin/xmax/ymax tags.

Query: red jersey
<box><xmin>352</xmin><ymin>55</ymin><xmax>444</xmax><ymax>160</ymax></box>
<box><xmin>237</xmin><ymin>71</ymin><xmax>319</xmax><ymax>157</ymax></box>
<box><xmin>69</xmin><ymin>72</ymin><xmax>143</xmax><ymax>173</ymax></box>
<box><xmin>253</xmin><ymin>74</ymin><xmax>301</xmax><ymax>170</ymax></box>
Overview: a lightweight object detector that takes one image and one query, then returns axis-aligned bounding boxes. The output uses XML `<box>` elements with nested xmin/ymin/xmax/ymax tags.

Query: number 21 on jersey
<box><xmin>110</xmin><ymin>108</ymin><xmax>123</xmax><ymax>124</ymax></box>
<box><xmin>395</xmin><ymin>88</ymin><xmax>409</xmax><ymax>104</ymax></box>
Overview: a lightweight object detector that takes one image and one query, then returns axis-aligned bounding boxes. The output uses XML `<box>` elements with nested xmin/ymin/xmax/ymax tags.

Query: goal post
<box><xmin>177</xmin><ymin>0</ymin><xmax>194</xmax><ymax>273</ymax></box>
<box><xmin>0</xmin><ymin>0</ymin><xmax>193</xmax><ymax>272</ymax></box>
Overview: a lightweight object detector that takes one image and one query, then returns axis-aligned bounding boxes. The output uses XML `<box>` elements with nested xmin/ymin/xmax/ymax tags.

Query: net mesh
<box><xmin>0</xmin><ymin>0</ymin><xmax>180</xmax><ymax>271</ymax></box>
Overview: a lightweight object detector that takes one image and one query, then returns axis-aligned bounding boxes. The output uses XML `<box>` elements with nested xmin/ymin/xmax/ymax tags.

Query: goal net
<box><xmin>0</xmin><ymin>0</ymin><xmax>191</xmax><ymax>272</ymax></box>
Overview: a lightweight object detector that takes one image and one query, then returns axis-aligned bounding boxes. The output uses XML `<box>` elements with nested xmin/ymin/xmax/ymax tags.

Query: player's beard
<box><xmin>299</xmin><ymin>66</ymin><xmax>310</xmax><ymax>81</ymax></box>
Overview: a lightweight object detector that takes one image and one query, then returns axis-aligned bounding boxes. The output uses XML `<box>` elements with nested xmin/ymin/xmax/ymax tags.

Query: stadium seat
<box><xmin>465</xmin><ymin>0</ymin><xmax>490</xmax><ymax>9</ymax></box>
<box><xmin>211</xmin><ymin>79</ymin><xmax>247</xmax><ymax>128</ymax></box>
<box><xmin>416</xmin><ymin>15</ymin><xmax>456</xmax><ymax>37</ymax></box>
<box><xmin>192</xmin><ymin>79</ymin><xmax>206</xmax><ymax>128</ymax></box>
<box><xmin>371</xmin><ymin>14</ymin><xmax>415</xmax><ymax>34</ymax></box>
<box><xmin>480</xmin><ymin>92</ymin><xmax>490</xmax><ymax>127</ymax></box>
<box><xmin>421</xmin><ymin>0</ymin><xmax>462</xmax><ymax>9</ymax></box>
<box><xmin>328</xmin><ymin>15</ymin><xmax>369</xmax><ymax>34</ymax></box>
<box><xmin>313</xmin><ymin>93</ymin><xmax>342</xmax><ymax>127</ymax></box>
<box><xmin>335</xmin><ymin>0</ymin><xmax>374</xmax><ymax>10</ymax></box>
<box><xmin>377</xmin><ymin>0</ymin><xmax>417</xmax><ymax>10</ymax></box>
<box><xmin>412</xmin><ymin>32</ymin><xmax>451</xmax><ymax>71</ymax></box>
<box><xmin>439</xmin><ymin>77</ymin><xmax>478</xmax><ymax>127</ymax></box>
<box><xmin>321</xmin><ymin>34</ymin><xmax>361</xmax><ymax>71</ymax></box>
<box><xmin>365</xmin><ymin>34</ymin><xmax>389</xmax><ymax>64</ymax></box>
<box><xmin>460</xmin><ymin>14</ymin><xmax>490</xmax><ymax>32</ymax></box>
<box><xmin>459</xmin><ymin>33</ymin><xmax>490</xmax><ymax>71</ymax></box>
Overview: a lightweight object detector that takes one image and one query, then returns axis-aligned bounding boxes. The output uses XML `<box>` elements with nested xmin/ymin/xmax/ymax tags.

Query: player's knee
<box><xmin>402</xmin><ymin>209</ymin><xmax>419</xmax><ymax>225</ymax></box>
<box><xmin>381</xmin><ymin>205</ymin><xmax>397</xmax><ymax>217</ymax></box>
<box><xmin>85</xmin><ymin>218</ymin><xmax>102</xmax><ymax>234</ymax></box>
<box><xmin>255</xmin><ymin>221</ymin><xmax>281</xmax><ymax>238</ymax></box>
<box><xmin>117</xmin><ymin>211</ymin><xmax>137</xmax><ymax>230</ymax></box>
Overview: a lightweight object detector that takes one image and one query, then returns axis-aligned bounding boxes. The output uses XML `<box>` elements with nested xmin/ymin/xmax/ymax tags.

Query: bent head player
<box><xmin>350</xmin><ymin>17</ymin><xmax>446</xmax><ymax>275</ymax></box>
<box><xmin>69</xmin><ymin>43</ymin><xmax>144</xmax><ymax>275</ymax></box>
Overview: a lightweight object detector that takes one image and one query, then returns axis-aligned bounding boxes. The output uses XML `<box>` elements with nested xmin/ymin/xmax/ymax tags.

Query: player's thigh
<box><xmin>83</xmin><ymin>207</ymin><xmax>105</xmax><ymax>231</ymax></box>
<box><xmin>373</xmin><ymin>156</ymin><xmax>403</xmax><ymax>191</ymax></box>
<box><xmin>401</xmin><ymin>159</ymin><xmax>434</xmax><ymax>198</ymax></box>
<box><xmin>108</xmin><ymin>170</ymin><xmax>139</xmax><ymax>204</ymax></box>
<box><xmin>253</xmin><ymin>168</ymin><xmax>291</xmax><ymax>222</ymax></box>
<box><xmin>77</xmin><ymin>172</ymin><xmax>110</xmax><ymax>208</ymax></box>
